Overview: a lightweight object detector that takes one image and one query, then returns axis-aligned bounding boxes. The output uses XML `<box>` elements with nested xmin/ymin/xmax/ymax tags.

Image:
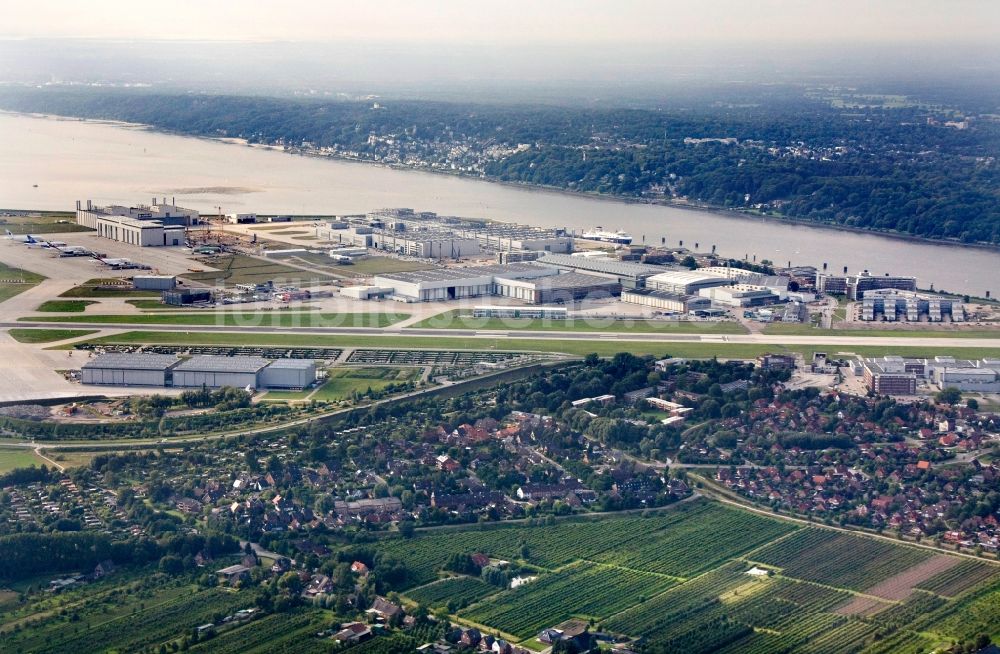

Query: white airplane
<box><xmin>5</xmin><ymin>230</ymin><xmax>41</xmax><ymax>244</ymax></box>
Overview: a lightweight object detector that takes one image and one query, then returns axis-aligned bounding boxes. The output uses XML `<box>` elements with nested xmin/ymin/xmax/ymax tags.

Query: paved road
<box><xmin>5</xmin><ymin>320</ymin><xmax>1000</xmax><ymax>349</ymax></box>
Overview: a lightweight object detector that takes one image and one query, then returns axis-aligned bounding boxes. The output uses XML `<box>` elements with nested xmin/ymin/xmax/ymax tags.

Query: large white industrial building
<box><xmin>80</xmin><ymin>353</ymin><xmax>181</xmax><ymax>387</ymax></box>
<box><xmin>76</xmin><ymin>199</ymin><xmax>196</xmax><ymax>247</ymax></box>
<box><xmin>493</xmin><ymin>272</ymin><xmax>621</xmax><ymax>304</ymax></box>
<box><xmin>535</xmin><ymin>253</ymin><xmax>663</xmax><ymax>288</ymax></box>
<box><xmin>645</xmin><ymin>269</ymin><xmax>732</xmax><ymax>295</ymax></box>
<box><xmin>81</xmin><ymin>354</ymin><xmax>317</xmax><ymax>390</ymax></box>
<box><xmin>621</xmin><ymin>288</ymin><xmax>711</xmax><ymax>313</ymax></box>
<box><xmin>373</xmin><ymin>263</ymin><xmax>556</xmax><ymax>302</ymax></box>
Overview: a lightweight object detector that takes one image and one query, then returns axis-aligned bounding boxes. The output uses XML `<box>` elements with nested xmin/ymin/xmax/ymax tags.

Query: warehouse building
<box><xmin>536</xmin><ymin>253</ymin><xmax>663</xmax><ymax>288</ymax></box>
<box><xmin>81</xmin><ymin>353</ymin><xmax>181</xmax><ymax>387</ymax></box>
<box><xmin>621</xmin><ymin>288</ymin><xmax>711</xmax><ymax>313</ymax></box>
<box><xmin>258</xmin><ymin>359</ymin><xmax>317</xmax><ymax>390</ymax></box>
<box><xmin>373</xmin><ymin>263</ymin><xmax>556</xmax><ymax>302</ymax></box>
<box><xmin>646</xmin><ymin>269</ymin><xmax>731</xmax><ymax>295</ymax></box>
<box><xmin>493</xmin><ymin>272</ymin><xmax>621</xmax><ymax>304</ymax></box>
<box><xmin>172</xmin><ymin>356</ymin><xmax>269</xmax><ymax>389</ymax></box>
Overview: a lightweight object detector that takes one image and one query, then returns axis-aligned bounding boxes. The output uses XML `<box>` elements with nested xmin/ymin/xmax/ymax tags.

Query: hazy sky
<box><xmin>4</xmin><ymin>0</ymin><xmax>999</xmax><ymax>44</ymax></box>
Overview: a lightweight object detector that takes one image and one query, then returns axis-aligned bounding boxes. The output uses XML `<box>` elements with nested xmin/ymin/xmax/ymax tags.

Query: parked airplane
<box><xmin>5</xmin><ymin>230</ymin><xmax>40</xmax><ymax>244</ymax></box>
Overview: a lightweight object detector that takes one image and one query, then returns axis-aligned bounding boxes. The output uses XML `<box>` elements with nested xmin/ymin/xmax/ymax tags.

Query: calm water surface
<box><xmin>1</xmin><ymin>112</ymin><xmax>997</xmax><ymax>296</ymax></box>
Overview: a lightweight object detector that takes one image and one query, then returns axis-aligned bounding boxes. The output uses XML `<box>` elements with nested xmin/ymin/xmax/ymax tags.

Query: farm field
<box><xmin>373</xmin><ymin>500</ymin><xmax>1000</xmax><ymax>653</ymax></box>
<box><xmin>411</xmin><ymin>309</ymin><xmax>748</xmax><ymax>334</ymax></box>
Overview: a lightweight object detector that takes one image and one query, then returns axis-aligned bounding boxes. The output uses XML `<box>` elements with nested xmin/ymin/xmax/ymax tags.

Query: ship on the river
<box><xmin>579</xmin><ymin>227</ymin><xmax>633</xmax><ymax>245</ymax></box>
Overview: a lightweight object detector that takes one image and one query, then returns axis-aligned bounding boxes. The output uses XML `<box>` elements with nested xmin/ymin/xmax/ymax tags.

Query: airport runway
<box><xmin>4</xmin><ymin>320</ymin><xmax>1000</xmax><ymax>349</ymax></box>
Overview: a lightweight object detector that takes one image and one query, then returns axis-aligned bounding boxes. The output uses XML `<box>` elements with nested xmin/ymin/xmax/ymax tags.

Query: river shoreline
<box><xmin>6</xmin><ymin>109</ymin><xmax>998</xmax><ymax>254</ymax></box>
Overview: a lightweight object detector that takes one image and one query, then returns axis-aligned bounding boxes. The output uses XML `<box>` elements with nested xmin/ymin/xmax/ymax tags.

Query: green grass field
<box><xmin>8</xmin><ymin>328</ymin><xmax>98</xmax><ymax>343</ymax></box>
<box><xmin>58</xmin><ymin>278</ymin><xmax>160</xmax><ymax>298</ymax></box>
<box><xmin>765</xmin><ymin>323</ymin><xmax>1000</xmax><ymax>338</ymax></box>
<box><xmin>181</xmin><ymin>254</ymin><xmax>336</xmax><ymax>287</ymax></box>
<box><xmin>0</xmin><ymin>212</ymin><xmax>91</xmax><ymax>234</ymax></box>
<box><xmin>23</xmin><ymin>311</ymin><xmax>407</xmax><ymax>328</ymax></box>
<box><xmin>35</xmin><ymin>299</ymin><xmax>96</xmax><ymax>312</ymax></box>
<box><xmin>0</xmin><ymin>261</ymin><xmax>46</xmax><ymax>303</ymax></box>
<box><xmin>61</xmin><ymin>329</ymin><xmax>1000</xmax><ymax>361</ymax></box>
<box><xmin>412</xmin><ymin>309</ymin><xmax>748</xmax><ymax>334</ymax></box>
<box><xmin>0</xmin><ymin>448</ymin><xmax>46</xmax><ymax>472</ymax></box>
<box><xmin>266</xmin><ymin>366</ymin><xmax>422</xmax><ymax>402</ymax></box>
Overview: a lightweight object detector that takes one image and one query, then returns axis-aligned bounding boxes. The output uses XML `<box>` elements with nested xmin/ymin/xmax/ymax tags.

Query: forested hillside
<box><xmin>3</xmin><ymin>88</ymin><xmax>997</xmax><ymax>244</ymax></box>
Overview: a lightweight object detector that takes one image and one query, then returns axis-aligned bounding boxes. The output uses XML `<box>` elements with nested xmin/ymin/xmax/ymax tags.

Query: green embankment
<box><xmin>411</xmin><ymin>309</ymin><xmax>748</xmax><ymax>334</ymax></box>
<box><xmin>22</xmin><ymin>311</ymin><xmax>407</xmax><ymax>328</ymax></box>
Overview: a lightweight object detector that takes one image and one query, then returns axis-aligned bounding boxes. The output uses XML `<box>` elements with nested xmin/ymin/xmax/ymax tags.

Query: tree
<box><xmin>967</xmin><ymin>398</ymin><xmax>979</xmax><ymax>410</ymax></box>
<box><xmin>936</xmin><ymin>387</ymin><xmax>962</xmax><ymax>405</ymax></box>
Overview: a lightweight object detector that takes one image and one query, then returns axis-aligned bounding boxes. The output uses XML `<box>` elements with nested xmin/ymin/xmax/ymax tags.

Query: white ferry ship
<box><xmin>579</xmin><ymin>227</ymin><xmax>633</xmax><ymax>245</ymax></box>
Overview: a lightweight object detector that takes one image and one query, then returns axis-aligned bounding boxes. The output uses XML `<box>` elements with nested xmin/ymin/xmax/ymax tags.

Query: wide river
<box><xmin>1</xmin><ymin>112</ymin><xmax>998</xmax><ymax>297</ymax></box>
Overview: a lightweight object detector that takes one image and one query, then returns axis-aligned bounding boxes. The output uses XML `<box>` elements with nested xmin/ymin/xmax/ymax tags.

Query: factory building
<box><xmin>698</xmin><ymin>284</ymin><xmax>779</xmax><ymax>308</ymax></box>
<box><xmin>172</xmin><ymin>356</ymin><xmax>269</xmax><ymax>389</ymax></box>
<box><xmin>861</xmin><ymin>289</ymin><xmax>964</xmax><ymax>322</ymax></box>
<box><xmin>94</xmin><ymin>215</ymin><xmax>185</xmax><ymax>247</ymax></box>
<box><xmin>369</xmin><ymin>229</ymin><xmax>481</xmax><ymax>259</ymax></box>
<box><xmin>930</xmin><ymin>357</ymin><xmax>1000</xmax><ymax>392</ymax></box>
<box><xmin>816</xmin><ymin>270</ymin><xmax>917</xmax><ymax>300</ymax></box>
<box><xmin>493</xmin><ymin>272</ymin><xmax>621</xmax><ymax>304</ymax></box>
<box><xmin>373</xmin><ymin>263</ymin><xmax>556</xmax><ymax>302</ymax></box>
<box><xmin>258</xmin><ymin>359</ymin><xmax>317</xmax><ymax>390</ymax></box>
<box><xmin>80</xmin><ymin>353</ymin><xmax>181</xmax><ymax>387</ymax></box>
<box><xmin>645</xmin><ymin>269</ymin><xmax>732</xmax><ymax>295</ymax></box>
<box><xmin>620</xmin><ymin>288</ymin><xmax>711</xmax><ymax>313</ymax></box>
<box><xmin>76</xmin><ymin>199</ymin><xmax>199</xmax><ymax>229</ymax></box>
<box><xmin>536</xmin><ymin>253</ymin><xmax>663</xmax><ymax>288</ymax></box>
<box><xmin>862</xmin><ymin>357</ymin><xmax>918</xmax><ymax>396</ymax></box>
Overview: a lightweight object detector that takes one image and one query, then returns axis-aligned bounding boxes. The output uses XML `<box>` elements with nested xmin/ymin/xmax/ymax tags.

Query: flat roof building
<box><xmin>621</xmin><ymin>288</ymin><xmax>710</xmax><ymax>313</ymax></box>
<box><xmin>81</xmin><ymin>353</ymin><xmax>181</xmax><ymax>387</ymax></box>
<box><xmin>373</xmin><ymin>263</ymin><xmax>556</xmax><ymax>302</ymax></box>
<box><xmin>863</xmin><ymin>358</ymin><xmax>918</xmax><ymax>396</ymax></box>
<box><xmin>258</xmin><ymin>359</ymin><xmax>317</xmax><ymax>390</ymax></box>
<box><xmin>646</xmin><ymin>269</ymin><xmax>731</xmax><ymax>295</ymax></box>
<box><xmin>698</xmin><ymin>284</ymin><xmax>779</xmax><ymax>308</ymax></box>
<box><xmin>493</xmin><ymin>272</ymin><xmax>621</xmax><ymax>304</ymax></box>
<box><xmin>76</xmin><ymin>199</ymin><xmax>198</xmax><ymax>229</ymax></box>
<box><xmin>173</xmin><ymin>356</ymin><xmax>269</xmax><ymax>389</ymax></box>
<box><xmin>536</xmin><ymin>253</ymin><xmax>663</xmax><ymax>288</ymax></box>
<box><xmin>93</xmin><ymin>214</ymin><xmax>185</xmax><ymax>247</ymax></box>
